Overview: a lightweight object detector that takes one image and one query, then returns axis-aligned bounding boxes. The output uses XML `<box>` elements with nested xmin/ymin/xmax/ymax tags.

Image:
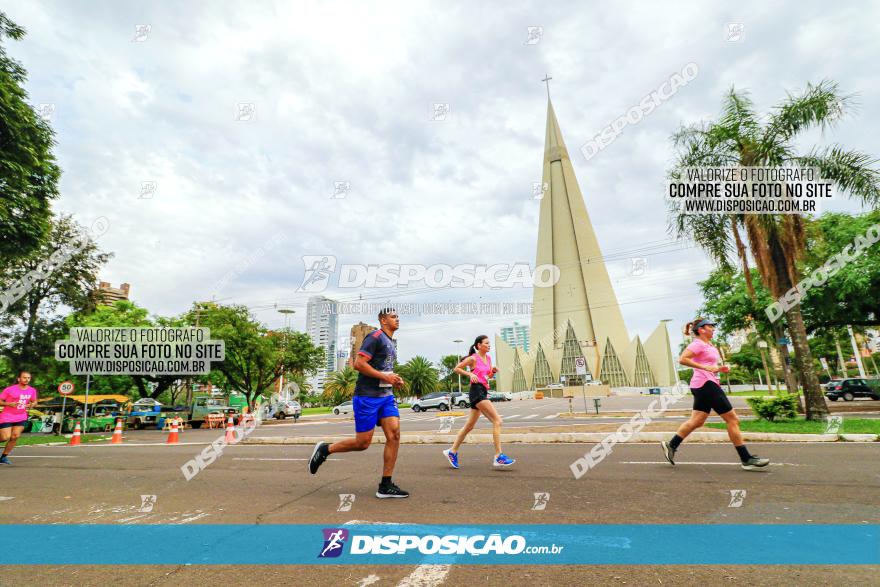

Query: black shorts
<box><xmin>691</xmin><ymin>381</ymin><xmax>733</xmax><ymax>415</ymax></box>
<box><xmin>468</xmin><ymin>383</ymin><xmax>489</xmax><ymax>409</ymax></box>
<box><xmin>0</xmin><ymin>420</ymin><xmax>28</xmax><ymax>429</ymax></box>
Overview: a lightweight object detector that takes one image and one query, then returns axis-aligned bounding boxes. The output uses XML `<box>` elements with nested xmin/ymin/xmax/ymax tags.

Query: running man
<box><xmin>0</xmin><ymin>371</ymin><xmax>39</xmax><ymax>465</ymax></box>
<box><xmin>308</xmin><ymin>308</ymin><xmax>409</xmax><ymax>498</ymax></box>
<box><xmin>661</xmin><ymin>318</ymin><xmax>770</xmax><ymax>471</ymax></box>
<box><xmin>443</xmin><ymin>335</ymin><xmax>515</xmax><ymax>469</ymax></box>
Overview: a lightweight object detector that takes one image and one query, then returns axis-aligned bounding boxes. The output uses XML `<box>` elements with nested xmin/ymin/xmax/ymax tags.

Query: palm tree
<box><xmin>323</xmin><ymin>366</ymin><xmax>358</xmax><ymax>404</ymax></box>
<box><xmin>399</xmin><ymin>356</ymin><xmax>439</xmax><ymax>398</ymax></box>
<box><xmin>669</xmin><ymin>80</ymin><xmax>880</xmax><ymax>420</ymax></box>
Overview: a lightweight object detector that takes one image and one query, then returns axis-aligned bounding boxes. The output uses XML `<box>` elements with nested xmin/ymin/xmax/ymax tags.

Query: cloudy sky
<box><xmin>5</xmin><ymin>0</ymin><xmax>879</xmax><ymax>362</ymax></box>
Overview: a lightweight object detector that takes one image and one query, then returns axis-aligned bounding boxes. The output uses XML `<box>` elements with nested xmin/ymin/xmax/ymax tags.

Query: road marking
<box><xmin>397</xmin><ymin>564</ymin><xmax>451</xmax><ymax>587</ymax></box>
<box><xmin>116</xmin><ymin>513</ymin><xmax>151</xmax><ymax>524</ymax></box>
<box><xmin>543</xmin><ymin>415</ymin><xmax>558</xmax><ymax>419</ymax></box>
<box><xmin>503</xmin><ymin>415</ymin><xmax>521</xmax><ymax>419</ymax></box>
<box><xmin>232</xmin><ymin>457</ymin><xmax>344</xmax><ymax>461</ymax></box>
<box><xmin>8</xmin><ymin>454</ymin><xmax>81</xmax><ymax>459</ymax></box>
<box><xmin>0</xmin><ymin>496</ymin><xmax>14</xmax><ymax>501</ymax></box>
<box><xmin>621</xmin><ymin>461</ymin><xmax>797</xmax><ymax>467</ymax></box>
<box><xmin>520</xmin><ymin>414</ymin><xmax>538</xmax><ymax>420</ymax></box>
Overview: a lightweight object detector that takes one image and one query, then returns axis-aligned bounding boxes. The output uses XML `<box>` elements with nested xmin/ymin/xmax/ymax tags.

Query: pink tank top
<box><xmin>471</xmin><ymin>353</ymin><xmax>492</xmax><ymax>389</ymax></box>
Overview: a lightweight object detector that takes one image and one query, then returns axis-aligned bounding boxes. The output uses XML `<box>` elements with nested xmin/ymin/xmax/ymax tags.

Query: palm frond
<box><xmin>793</xmin><ymin>146</ymin><xmax>880</xmax><ymax>207</ymax></box>
<box><xmin>764</xmin><ymin>79</ymin><xmax>852</xmax><ymax>143</ymax></box>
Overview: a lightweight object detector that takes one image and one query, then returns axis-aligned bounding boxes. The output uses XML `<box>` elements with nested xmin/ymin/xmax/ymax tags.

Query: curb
<box><xmin>840</xmin><ymin>433</ymin><xmax>879</xmax><ymax>442</ymax></box>
<box><xmin>242</xmin><ymin>431</ymin><xmax>852</xmax><ymax>445</ymax></box>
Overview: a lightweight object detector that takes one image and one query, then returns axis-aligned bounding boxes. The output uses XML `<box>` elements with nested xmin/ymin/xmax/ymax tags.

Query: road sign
<box><xmin>58</xmin><ymin>381</ymin><xmax>75</xmax><ymax>395</ymax></box>
<box><xmin>574</xmin><ymin>357</ymin><xmax>587</xmax><ymax>376</ymax></box>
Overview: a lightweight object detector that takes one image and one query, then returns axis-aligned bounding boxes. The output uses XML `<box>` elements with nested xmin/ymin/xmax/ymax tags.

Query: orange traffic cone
<box><xmin>110</xmin><ymin>419</ymin><xmax>124</xmax><ymax>444</ymax></box>
<box><xmin>69</xmin><ymin>421</ymin><xmax>82</xmax><ymax>446</ymax></box>
<box><xmin>224</xmin><ymin>416</ymin><xmax>236</xmax><ymax>444</ymax></box>
<box><xmin>166</xmin><ymin>419</ymin><xmax>179</xmax><ymax>444</ymax></box>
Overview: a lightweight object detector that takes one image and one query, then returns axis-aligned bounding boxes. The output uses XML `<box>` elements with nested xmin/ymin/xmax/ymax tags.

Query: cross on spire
<box><xmin>542</xmin><ymin>74</ymin><xmax>552</xmax><ymax>99</ymax></box>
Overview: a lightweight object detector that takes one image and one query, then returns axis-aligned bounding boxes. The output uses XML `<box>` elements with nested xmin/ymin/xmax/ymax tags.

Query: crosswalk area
<box><xmin>398</xmin><ymin>412</ymin><xmax>558</xmax><ymax>422</ymax></box>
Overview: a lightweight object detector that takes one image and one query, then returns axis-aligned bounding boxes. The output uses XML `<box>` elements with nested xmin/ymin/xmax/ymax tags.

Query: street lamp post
<box><xmin>278</xmin><ymin>309</ymin><xmax>296</xmax><ymax>401</ymax></box>
<box><xmin>453</xmin><ymin>339</ymin><xmax>464</xmax><ymax>394</ymax></box>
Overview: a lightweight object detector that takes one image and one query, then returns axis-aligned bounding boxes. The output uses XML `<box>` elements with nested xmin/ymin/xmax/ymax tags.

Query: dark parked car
<box><xmin>825</xmin><ymin>378</ymin><xmax>880</xmax><ymax>401</ymax></box>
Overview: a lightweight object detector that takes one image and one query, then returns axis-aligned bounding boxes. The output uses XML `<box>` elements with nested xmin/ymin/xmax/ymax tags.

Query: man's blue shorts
<box><xmin>353</xmin><ymin>395</ymin><xmax>399</xmax><ymax>433</ymax></box>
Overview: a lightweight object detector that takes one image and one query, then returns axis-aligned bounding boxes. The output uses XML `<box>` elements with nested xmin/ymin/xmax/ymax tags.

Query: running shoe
<box><xmin>0</xmin><ymin>455</ymin><xmax>10</xmax><ymax>465</ymax></box>
<box><xmin>443</xmin><ymin>448</ymin><xmax>459</xmax><ymax>469</ymax></box>
<box><xmin>493</xmin><ymin>453</ymin><xmax>515</xmax><ymax>467</ymax></box>
<box><xmin>741</xmin><ymin>456</ymin><xmax>770</xmax><ymax>470</ymax></box>
<box><xmin>376</xmin><ymin>482</ymin><xmax>410</xmax><ymax>499</ymax></box>
<box><xmin>308</xmin><ymin>441</ymin><xmax>329</xmax><ymax>474</ymax></box>
<box><xmin>660</xmin><ymin>441</ymin><xmax>676</xmax><ymax>466</ymax></box>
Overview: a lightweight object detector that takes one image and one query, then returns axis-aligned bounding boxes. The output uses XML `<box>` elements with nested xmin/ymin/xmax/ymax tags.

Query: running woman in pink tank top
<box><xmin>443</xmin><ymin>335</ymin><xmax>515</xmax><ymax>469</ymax></box>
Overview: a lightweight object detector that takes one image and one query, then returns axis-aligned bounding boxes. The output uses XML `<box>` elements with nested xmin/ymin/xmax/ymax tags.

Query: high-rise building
<box><xmin>305</xmin><ymin>296</ymin><xmax>338</xmax><ymax>392</ymax></box>
<box><xmin>347</xmin><ymin>322</ymin><xmax>377</xmax><ymax>367</ymax></box>
<box><xmin>95</xmin><ymin>282</ymin><xmax>130</xmax><ymax>306</ymax></box>
<box><xmin>495</xmin><ymin>99</ymin><xmax>674</xmax><ymax>393</ymax></box>
<box><xmin>500</xmin><ymin>321</ymin><xmax>530</xmax><ymax>353</ymax></box>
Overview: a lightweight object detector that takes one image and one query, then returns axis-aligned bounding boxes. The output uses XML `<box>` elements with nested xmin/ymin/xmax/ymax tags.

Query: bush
<box><xmin>746</xmin><ymin>393</ymin><xmax>799</xmax><ymax>422</ymax></box>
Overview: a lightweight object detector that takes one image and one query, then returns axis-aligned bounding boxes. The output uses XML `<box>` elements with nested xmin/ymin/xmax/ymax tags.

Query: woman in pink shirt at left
<box><xmin>0</xmin><ymin>371</ymin><xmax>39</xmax><ymax>465</ymax></box>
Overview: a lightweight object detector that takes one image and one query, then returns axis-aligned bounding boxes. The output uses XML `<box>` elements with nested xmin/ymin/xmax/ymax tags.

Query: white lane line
<box><xmin>3</xmin><ymin>455</ymin><xmax>78</xmax><ymax>458</ymax></box>
<box><xmin>232</xmin><ymin>457</ymin><xmax>344</xmax><ymax>461</ymax></box>
<box><xmin>520</xmin><ymin>415</ymin><xmax>538</xmax><ymax>420</ymax></box>
<box><xmin>542</xmin><ymin>415</ymin><xmax>557</xmax><ymax>419</ymax></box>
<box><xmin>621</xmin><ymin>461</ymin><xmax>798</xmax><ymax>466</ymax></box>
<box><xmin>503</xmin><ymin>415</ymin><xmax>521</xmax><ymax>419</ymax></box>
<box><xmin>0</xmin><ymin>496</ymin><xmax>14</xmax><ymax>501</ymax></box>
<box><xmin>397</xmin><ymin>564</ymin><xmax>451</xmax><ymax>587</ymax></box>
<box><xmin>116</xmin><ymin>513</ymin><xmax>150</xmax><ymax>524</ymax></box>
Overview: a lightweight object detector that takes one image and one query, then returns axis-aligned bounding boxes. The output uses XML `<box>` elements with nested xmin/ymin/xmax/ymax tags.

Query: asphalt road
<box><xmin>1</xmin><ymin>436</ymin><xmax>878</xmax><ymax>586</ymax></box>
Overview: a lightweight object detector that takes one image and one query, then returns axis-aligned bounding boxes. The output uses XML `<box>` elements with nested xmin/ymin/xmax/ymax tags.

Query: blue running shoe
<box><xmin>0</xmin><ymin>455</ymin><xmax>10</xmax><ymax>465</ymax></box>
<box><xmin>493</xmin><ymin>453</ymin><xmax>515</xmax><ymax>467</ymax></box>
<box><xmin>443</xmin><ymin>448</ymin><xmax>459</xmax><ymax>469</ymax></box>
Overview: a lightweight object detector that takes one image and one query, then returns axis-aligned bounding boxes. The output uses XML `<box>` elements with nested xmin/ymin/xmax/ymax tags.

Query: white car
<box><xmin>333</xmin><ymin>400</ymin><xmax>353</xmax><ymax>415</ymax></box>
<box><xmin>274</xmin><ymin>400</ymin><xmax>301</xmax><ymax>421</ymax></box>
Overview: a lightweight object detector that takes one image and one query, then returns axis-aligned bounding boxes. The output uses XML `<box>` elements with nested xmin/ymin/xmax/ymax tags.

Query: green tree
<box><xmin>196</xmin><ymin>304</ymin><xmax>324</xmax><ymax>410</ymax></box>
<box><xmin>0</xmin><ymin>215</ymin><xmax>111</xmax><ymax>369</ymax></box>
<box><xmin>0</xmin><ymin>12</ymin><xmax>61</xmax><ymax>265</ymax></box>
<box><xmin>399</xmin><ymin>356</ymin><xmax>438</xmax><ymax>397</ymax></box>
<box><xmin>798</xmin><ymin>211</ymin><xmax>880</xmax><ymax>333</ymax></box>
<box><xmin>669</xmin><ymin>80</ymin><xmax>880</xmax><ymax>420</ymax></box>
<box><xmin>437</xmin><ymin>354</ymin><xmax>460</xmax><ymax>392</ymax></box>
<box><xmin>65</xmin><ymin>300</ymin><xmax>183</xmax><ymax>400</ymax></box>
<box><xmin>323</xmin><ymin>366</ymin><xmax>358</xmax><ymax>405</ymax></box>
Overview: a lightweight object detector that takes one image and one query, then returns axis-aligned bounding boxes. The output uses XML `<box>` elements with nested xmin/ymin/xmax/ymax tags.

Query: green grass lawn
<box><xmin>706</xmin><ymin>418</ymin><xmax>880</xmax><ymax>434</ymax></box>
<box><xmin>9</xmin><ymin>433</ymin><xmax>112</xmax><ymax>446</ymax></box>
<box><xmin>301</xmin><ymin>406</ymin><xmax>332</xmax><ymax>415</ymax></box>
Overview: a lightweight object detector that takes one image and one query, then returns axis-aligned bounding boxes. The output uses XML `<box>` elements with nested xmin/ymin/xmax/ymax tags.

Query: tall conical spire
<box><xmin>530</xmin><ymin>98</ymin><xmax>631</xmax><ymax>383</ymax></box>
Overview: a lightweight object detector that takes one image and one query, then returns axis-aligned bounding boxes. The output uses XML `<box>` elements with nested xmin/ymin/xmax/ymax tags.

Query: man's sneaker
<box><xmin>741</xmin><ymin>456</ymin><xmax>770</xmax><ymax>470</ymax></box>
<box><xmin>0</xmin><ymin>455</ymin><xmax>10</xmax><ymax>465</ymax></box>
<box><xmin>660</xmin><ymin>441</ymin><xmax>676</xmax><ymax>466</ymax></box>
<box><xmin>308</xmin><ymin>442</ymin><xmax>329</xmax><ymax>475</ymax></box>
<box><xmin>376</xmin><ymin>482</ymin><xmax>409</xmax><ymax>499</ymax></box>
<box><xmin>443</xmin><ymin>448</ymin><xmax>459</xmax><ymax>469</ymax></box>
<box><xmin>493</xmin><ymin>453</ymin><xmax>515</xmax><ymax>467</ymax></box>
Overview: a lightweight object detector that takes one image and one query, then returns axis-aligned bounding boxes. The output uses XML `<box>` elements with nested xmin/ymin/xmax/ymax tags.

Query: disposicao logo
<box><xmin>318</xmin><ymin>528</ymin><xmax>349</xmax><ymax>558</ymax></box>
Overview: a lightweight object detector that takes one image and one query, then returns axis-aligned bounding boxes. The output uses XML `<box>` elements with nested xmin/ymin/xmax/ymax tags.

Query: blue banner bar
<box><xmin>1</xmin><ymin>524</ymin><xmax>876</xmax><ymax>565</ymax></box>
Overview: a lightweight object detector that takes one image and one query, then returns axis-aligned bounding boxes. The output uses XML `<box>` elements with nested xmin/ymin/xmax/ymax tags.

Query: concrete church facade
<box><xmin>495</xmin><ymin>100</ymin><xmax>676</xmax><ymax>394</ymax></box>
